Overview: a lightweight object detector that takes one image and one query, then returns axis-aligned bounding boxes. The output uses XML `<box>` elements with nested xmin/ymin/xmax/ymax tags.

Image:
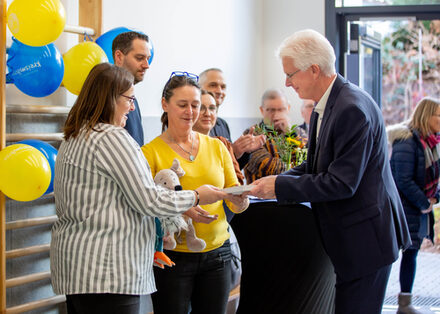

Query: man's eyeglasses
<box><xmin>120</xmin><ymin>94</ymin><xmax>136</xmax><ymax>105</ymax></box>
<box><xmin>169</xmin><ymin>71</ymin><xmax>199</xmax><ymax>82</ymax></box>
<box><xmin>286</xmin><ymin>69</ymin><xmax>301</xmax><ymax>79</ymax></box>
<box><xmin>200</xmin><ymin>105</ymin><xmax>218</xmax><ymax>114</ymax></box>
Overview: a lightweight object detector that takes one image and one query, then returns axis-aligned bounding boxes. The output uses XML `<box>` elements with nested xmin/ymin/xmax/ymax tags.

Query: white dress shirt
<box><xmin>314</xmin><ymin>75</ymin><xmax>337</xmax><ymax>140</ymax></box>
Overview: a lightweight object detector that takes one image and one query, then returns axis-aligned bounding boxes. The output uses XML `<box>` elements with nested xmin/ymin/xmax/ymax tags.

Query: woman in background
<box><xmin>193</xmin><ymin>89</ymin><xmax>244</xmax><ymax>185</ymax></box>
<box><xmin>142</xmin><ymin>73</ymin><xmax>248</xmax><ymax>314</ymax></box>
<box><xmin>51</xmin><ymin>63</ymin><xmax>225</xmax><ymax>314</ymax></box>
<box><xmin>388</xmin><ymin>97</ymin><xmax>440</xmax><ymax>314</ymax></box>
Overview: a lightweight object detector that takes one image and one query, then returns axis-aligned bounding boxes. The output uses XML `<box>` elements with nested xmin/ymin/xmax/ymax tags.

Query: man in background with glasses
<box><xmin>243</xmin><ymin>88</ymin><xmax>293</xmax><ymax>183</ymax></box>
<box><xmin>113</xmin><ymin>31</ymin><xmax>152</xmax><ymax>146</ymax></box>
<box><xmin>199</xmin><ymin>68</ymin><xmax>265</xmax><ymax>169</ymax></box>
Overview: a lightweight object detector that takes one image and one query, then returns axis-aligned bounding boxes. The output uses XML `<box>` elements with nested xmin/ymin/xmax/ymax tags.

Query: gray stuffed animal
<box><xmin>154</xmin><ymin>158</ymin><xmax>206</xmax><ymax>252</ymax></box>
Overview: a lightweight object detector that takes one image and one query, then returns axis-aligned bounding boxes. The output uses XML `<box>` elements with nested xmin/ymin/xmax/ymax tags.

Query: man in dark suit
<box><xmin>248</xmin><ymin>29</ymin><xmax>411</xmax><ymax>314</ymax></box>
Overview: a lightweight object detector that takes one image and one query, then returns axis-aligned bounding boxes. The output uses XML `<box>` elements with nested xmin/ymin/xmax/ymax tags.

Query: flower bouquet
<box><xmin>255</xmin><ymin>123</ymin><xmax>307</xmax><ymax>170</ymax></box>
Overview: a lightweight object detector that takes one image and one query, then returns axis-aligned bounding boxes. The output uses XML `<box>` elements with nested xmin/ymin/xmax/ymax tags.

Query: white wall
<box><xmin>101</xmin><ymin>0</ymin><xmax>325</xmax><ymax>136</ymax></box>
<box><xmin>5</xmin><ymin>0</ymin><xmax>325</xmax><ymax>136</ymax></box>
<box><xmin>102</xmin><ymin>0</ymin><xmax>263</xmax><ymax>121</ymax></box>
<box><xmin>262</xmin><ymin>0</ymin><xmax>325</xmax><ymax>125</ymax></box>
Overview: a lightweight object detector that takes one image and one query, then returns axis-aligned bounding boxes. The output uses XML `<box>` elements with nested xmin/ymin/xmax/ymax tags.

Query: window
<box><xmin>326</xmin><ymin>1</ymin><xmax>440</xmax><ymax>125</ymax></box>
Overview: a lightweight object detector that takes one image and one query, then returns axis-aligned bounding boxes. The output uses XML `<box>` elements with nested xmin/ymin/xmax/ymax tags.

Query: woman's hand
<box><xmin>196</xmin><ymin>185</ymin><xmax>228</xmax><ymax>205</ymax></box>
<box><xmin>184</xmin><ymin>206</ymin><xmax>218</xmax><ymax>224</ymax></box>
<box><xmin>225</xmin><ymin>193</ymin><xmax>249</xmax><ymax>213</ymax></box>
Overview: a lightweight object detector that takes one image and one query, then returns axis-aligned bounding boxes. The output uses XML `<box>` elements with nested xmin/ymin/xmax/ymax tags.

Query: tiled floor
<box><xmin>382</xmin><ymin>250</ymin><xmax>440</xmax><ymax>314</ymax></box>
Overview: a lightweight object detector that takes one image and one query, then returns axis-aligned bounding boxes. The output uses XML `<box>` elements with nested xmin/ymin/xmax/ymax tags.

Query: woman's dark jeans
<box><xmin>399</xmin><ymin>248</ymin><xmax>419</xmax><ymax>293</ymax></box>
<box><xmin>152</xmin><ymin>241</ymin><xmax>232</xmax><ymax>314</ymax></box>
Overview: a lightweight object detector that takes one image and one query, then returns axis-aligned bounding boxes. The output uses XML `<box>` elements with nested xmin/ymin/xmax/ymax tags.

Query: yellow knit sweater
<box><xmin>142</xmin><ymin>133</ymin><xmax>239</xmax><ymax>252</ymax></box>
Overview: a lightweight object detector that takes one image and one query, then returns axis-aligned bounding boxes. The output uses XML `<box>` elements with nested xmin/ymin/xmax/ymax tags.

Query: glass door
<box><xmin>342</xmin><ymin>18</ymin><xmax>440</xmax><ymax>125</ymax></box>
<box><xmin>345</xmin><ymin>23</ymin><xmax>382</xmax><ymax>106</ymax></box>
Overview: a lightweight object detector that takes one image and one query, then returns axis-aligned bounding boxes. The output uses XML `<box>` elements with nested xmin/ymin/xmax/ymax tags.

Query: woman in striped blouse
<box><xmin>50</xmin><ymin>63</ymin><xmax>227</xmax><ymax>314</ymax></box>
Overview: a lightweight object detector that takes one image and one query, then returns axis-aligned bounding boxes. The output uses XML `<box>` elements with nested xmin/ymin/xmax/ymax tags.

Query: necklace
<box><xmin>170</xmin><ymin>132</ymin><xmax>195</xmax><ymax>161</ymax></box>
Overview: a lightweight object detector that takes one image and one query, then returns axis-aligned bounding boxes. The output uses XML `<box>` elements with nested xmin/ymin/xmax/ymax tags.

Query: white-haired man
<box><xmin>248</xmin><ymin>29</ymin><xmax>410</xmax><ymax>313</ymax></box>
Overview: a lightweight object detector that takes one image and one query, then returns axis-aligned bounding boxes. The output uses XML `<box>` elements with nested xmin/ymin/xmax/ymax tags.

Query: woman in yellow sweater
<box><xmin>142</xmin><ymin>72</ymin><xmax>248</xmax><ymax>314</ymax></box>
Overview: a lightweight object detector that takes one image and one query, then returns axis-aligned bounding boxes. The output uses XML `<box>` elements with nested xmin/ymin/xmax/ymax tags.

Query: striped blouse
<box><xmin>50</xmin><ymin>123</ymin><xmax>195</xmax><ymax>295</ymax></box>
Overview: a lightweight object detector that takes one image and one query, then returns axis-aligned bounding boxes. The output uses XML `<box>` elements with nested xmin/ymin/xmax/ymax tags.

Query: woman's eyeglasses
<box><xmin>200</xmin><ymin>105</ymin><xmax>218</xmax><ymax>113</ymax></box>
<box><xmin>120</xmin><ymin>94</ymin><xmax>136</xmax><ymax>105</ymax></box>
<box><xmin>169</xmin><ymin>71</ymin><xmax>199</xmax><ymax>82</ymax></box>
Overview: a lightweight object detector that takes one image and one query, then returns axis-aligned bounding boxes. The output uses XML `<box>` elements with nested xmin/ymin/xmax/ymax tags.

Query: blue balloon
<box><xmin>18</xmin><ymin>140</ymin><xmax>57</xmax><ymax>194</ymax></box>
<box><xmin>149</xmin><ymin>39</ymin><xmax>154</xmax><ymax>65</ymax></box>
<box><xmin>6</xmin><ymin>37</ymin><xmax>64</xmax><ymax>97</ymax></box>
<box><xmin>96</xmin><ymin>27</ymin><xmax>154</xmax><ymax>65</ymax></box>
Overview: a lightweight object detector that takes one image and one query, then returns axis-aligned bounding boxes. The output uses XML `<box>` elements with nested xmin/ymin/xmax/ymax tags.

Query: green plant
<box><xmin>254</xmin><ymin>124</ymin><xmax>307</xmax><ymax>170</ymax></box>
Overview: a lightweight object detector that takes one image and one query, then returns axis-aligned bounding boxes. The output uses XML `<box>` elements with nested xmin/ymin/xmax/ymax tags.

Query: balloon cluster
<box><xmin>5</xmin><ymin>0</ymin><xmax>153</xmax><ymax>97</ymax></box>
<box><xmin>3</xmin><ymin>1</ymin><xmax>155</xmax><ymax>202</ymax></box>
<box><xmin>0</xmin><ymin>140</ymin><xmax>57</xmax><ymax>202</ymax></box>
<box><xmin>6</xmin><ymin>0</ymin><xmax>66</xmax><ymax>97</ymax></box>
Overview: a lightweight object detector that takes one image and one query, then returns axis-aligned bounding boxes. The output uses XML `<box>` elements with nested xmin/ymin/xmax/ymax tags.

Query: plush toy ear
<box><xmin>171</xmin><ymin>158</ymin><xmax>185</xmax><ymax>177</ymax></box>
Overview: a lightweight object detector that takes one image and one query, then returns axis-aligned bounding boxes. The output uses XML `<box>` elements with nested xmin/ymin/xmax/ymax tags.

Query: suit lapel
<box><xmin>312</xmin><ymin>74</ymin><xmax>348</xmax><ymax>172</ymax></box>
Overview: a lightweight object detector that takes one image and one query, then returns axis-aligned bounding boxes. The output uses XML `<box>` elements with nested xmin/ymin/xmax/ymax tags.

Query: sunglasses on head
<box><xmin>168</xmin><ymin>71</ymin><xmax>199</xmax><ymax>82</ymax></box>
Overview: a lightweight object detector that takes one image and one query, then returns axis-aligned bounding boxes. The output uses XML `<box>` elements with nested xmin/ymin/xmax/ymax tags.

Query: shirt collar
<box><xmin>314</xmin><ymin>75</ymin><xmax>337</xmax><ymax>116</ymax></box>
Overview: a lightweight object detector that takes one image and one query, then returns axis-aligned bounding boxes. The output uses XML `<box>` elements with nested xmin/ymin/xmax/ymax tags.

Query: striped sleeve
<box><xmin>95</xmin><ymin>128</ymin><xmax>195</xmax><ymax>217</ymax></box>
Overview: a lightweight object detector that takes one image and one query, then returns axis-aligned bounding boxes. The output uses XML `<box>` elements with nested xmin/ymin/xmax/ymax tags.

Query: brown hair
<box><xmin>63</xmin><ymin>63</ymin><xmax>134</xmax><ymax>140</ymax></box>
<box><xmin>112</xmin><ymin>31</ymin><xmax>149</xmax><ymax>58</ymax></box>
<box><xmin>408</xmin><ymin>97</ymin><xmax>440</xmax><ymax>137</ymax></box>
<box><xmin>200</xmin><ymin>89</ymin><xmax>218</xmax><ymax>113</ymax></box>
<box><xmin>160</xmin><ymin>75</ymin><xmax>200</xmax><ymax>133</ymax></box>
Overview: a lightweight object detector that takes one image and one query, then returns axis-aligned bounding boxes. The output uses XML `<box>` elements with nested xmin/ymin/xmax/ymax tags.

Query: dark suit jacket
<box><xmin>210</xmin><ymin>117</ymin><xmax>231</xmax><ymax>141</ymax></box>
<box><xmin>275</xmin><ymin>74</ymin><xmax>411</xmax><ymax>282</ymax></box>
<box><xmin>124</xmin><ymin>98</ymin><xmax>144</xmax><ymax>146</ymax></box>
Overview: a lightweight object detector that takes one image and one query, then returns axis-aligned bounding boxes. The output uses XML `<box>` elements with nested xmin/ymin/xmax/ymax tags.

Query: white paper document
<box><xmin>222</xmin><ymin>185</ymin><xmax>254</xmax><ymax>195</ymax></box>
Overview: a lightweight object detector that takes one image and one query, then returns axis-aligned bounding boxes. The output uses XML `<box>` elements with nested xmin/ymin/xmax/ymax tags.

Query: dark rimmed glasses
<box><xmin>169</xmin><ymin>71</ymin><xmax>199</xmax><ymax>82</ymax></box>
<box><xmin>200</xmin><ymin>104</ymin><xmax>218</xmax><ymax>114</ymax></box>
<box><xmin>120</xmin><ymin>94</ymin><xmax>136</xmax><ymax>105</ymax></box>
<box><xmin>286</xmin><ymin>69</ymin><xmax>301</xmax><ymax>79</ymax></box>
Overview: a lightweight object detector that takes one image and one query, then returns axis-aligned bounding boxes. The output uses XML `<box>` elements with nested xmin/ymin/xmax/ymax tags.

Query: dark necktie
<box><xmin>307</xmin><ymin>111</ymin><xmax>319</xmax><ymax>173</ymax></box>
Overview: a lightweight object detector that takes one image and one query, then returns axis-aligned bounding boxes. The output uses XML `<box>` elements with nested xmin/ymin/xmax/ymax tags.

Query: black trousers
<box><xmin>152</xmin><ymin>242</ymin><xmax>232</xmax><ymax>314</ymax></box>
<box><xmin>66</xmin><ymin>293</ymin><xmax>140</xmax><ymax>314</ymax></box>
<box><xmin>335</xmin><ymin>263</ymin><xmax>392</xmax><ymax>314</ymax></box>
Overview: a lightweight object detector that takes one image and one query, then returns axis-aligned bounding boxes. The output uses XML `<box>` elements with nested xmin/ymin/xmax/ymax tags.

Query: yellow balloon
<box><xmin>7</xmin><ymin>0</ymin><xmax>66</xmax><ymax>46</ymax></box>
<box><xmin>63</xmin><ymin>42</ymin><xmax>108</xmax><ymax>95</ymax></box>
<box><xmin>0</xmin><ymin>144</ymin><xmax>51</xmax><ymax>202</ymax></box>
